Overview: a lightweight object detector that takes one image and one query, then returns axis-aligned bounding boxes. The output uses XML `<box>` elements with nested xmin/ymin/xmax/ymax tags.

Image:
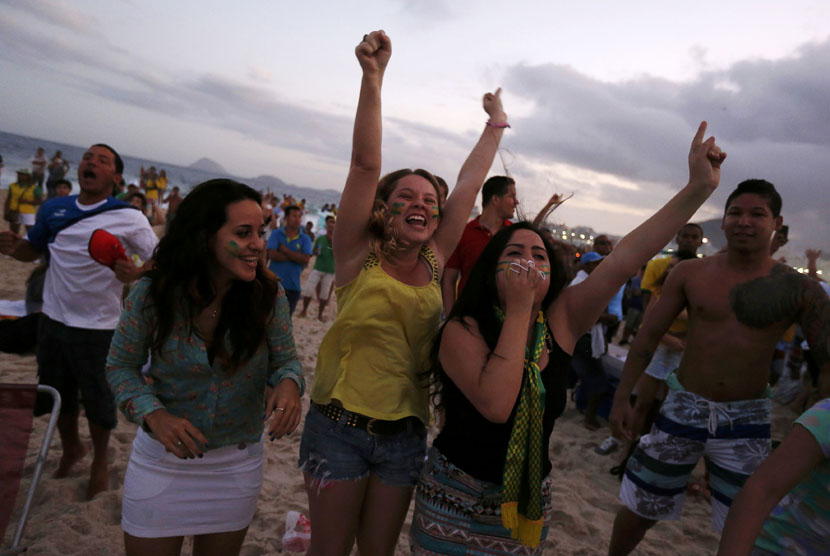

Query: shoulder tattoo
<box><xmin>729</xmin><ymin>265</ymin><xmax>805</xmax><ymax>328</ymax></box>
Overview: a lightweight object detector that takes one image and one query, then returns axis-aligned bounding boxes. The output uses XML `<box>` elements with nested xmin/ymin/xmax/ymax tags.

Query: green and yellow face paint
<box><xmin>226</xmin><ymin>239</ymin><xmax>241</xmax><ymax>256</ymax></box>
<box><xmin>496</xmin><ymin>260</ymin><xmax>516</xmax><ymax>275</ymax></box>
<box><xmin>431</xmin><ymin>205</ymin><xmax>440</xmax><ymax>219</ymax></box>
<box><xmin>390</xmin><ymin>202</ymin><xmax>405</xmax><ymax>215</ymax></box>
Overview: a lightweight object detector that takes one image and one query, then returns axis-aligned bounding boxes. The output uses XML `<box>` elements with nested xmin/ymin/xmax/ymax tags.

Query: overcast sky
<box><xmin>1</xmin><ymin>0</ymin><xmax>828</xmax><ymax>250</ymax></box>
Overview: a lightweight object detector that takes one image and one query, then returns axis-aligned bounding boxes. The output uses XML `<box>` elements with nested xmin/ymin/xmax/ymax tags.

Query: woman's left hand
<box><xmin>265</xmin><ymin>378</ymin><xmax>302</xmax><ymax>440</ymax></box>
<box><xmin>482</xmin><ymin>88</ymin><xmax>506</xmax><ymax>122</ymax></box>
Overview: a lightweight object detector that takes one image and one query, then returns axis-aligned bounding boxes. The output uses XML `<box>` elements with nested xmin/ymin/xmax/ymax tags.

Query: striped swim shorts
<box><xmin>620</xmin><ymin>372</ymin><xmax>771</xmax><ymax>531</ymax></box>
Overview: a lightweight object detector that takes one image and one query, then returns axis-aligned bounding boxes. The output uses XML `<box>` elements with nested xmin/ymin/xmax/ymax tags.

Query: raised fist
<box><xmin>355</xmin><ymin>30</ymin><xmax>391</xmax><ymax>76</ymax></box>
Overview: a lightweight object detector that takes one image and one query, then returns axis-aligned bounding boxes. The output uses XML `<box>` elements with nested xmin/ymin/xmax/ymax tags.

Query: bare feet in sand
<box><xmin>86</xmin><ymin>458</ymin><xmax>109</xmax><ymax>500</ymax></box>
<box><xmin>54</xmin><ymin>442</ymin><xmax>88</xmax><ymax>478</ymax></box>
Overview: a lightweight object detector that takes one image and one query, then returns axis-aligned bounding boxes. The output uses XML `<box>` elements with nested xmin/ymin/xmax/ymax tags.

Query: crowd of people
<box><xmin>2</xmin><ymin>155</ymin><xmax>74</xmax><ymax>235</ymax></box>
<box><xmin>1</xmin><ymin>30</ymin><xmax>829</xmax><ymax>556</ymax></box>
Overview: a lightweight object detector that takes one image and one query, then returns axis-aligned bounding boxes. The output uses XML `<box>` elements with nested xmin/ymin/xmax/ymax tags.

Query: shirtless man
<box><xmin>607</xmin><ymin>179</ymin><xmax>830</xmax><ymax>556</ymax></box>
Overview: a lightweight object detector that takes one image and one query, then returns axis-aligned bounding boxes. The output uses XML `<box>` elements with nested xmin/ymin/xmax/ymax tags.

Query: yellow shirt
<box><xmin>641</xmin><ymin>256</ymin><xmax>672</xmax><ymax>298</ymax></box>
<box><xmin>642</xmin><ymin>256</ymin><xmax>687</xmax><ymax>335</ymax></box>
<box><xmin>18</xmin><ymin>184</ymin><xmax>42</xmax><ymax>214</ymax></box>
<box><xmin>311</xmin><ymin>247</ymin><xmax>442</xmax><ymax>424</ymax></box>
<box><xmin>145</xmin><ymin>178</ymin><xmax>159</xmax><ymax>200</ymax></box>
<box><xmin>7</xmin><ymin>182</ymin><xmax>24</xmax><ymax>211</ymax></box>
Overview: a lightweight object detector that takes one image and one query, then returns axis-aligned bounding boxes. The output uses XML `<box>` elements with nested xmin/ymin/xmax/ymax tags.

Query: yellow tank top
<box><xmin>311</xmin><ymin>246</ymin><xmax>442</xmax><ymax>424</ymax></box>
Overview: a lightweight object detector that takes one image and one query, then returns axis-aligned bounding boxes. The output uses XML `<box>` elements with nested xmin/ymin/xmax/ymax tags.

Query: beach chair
<box><xmin>0</xmin><ymin>384</ymin><xmax>60</xmax><ymax>556</ymax></box>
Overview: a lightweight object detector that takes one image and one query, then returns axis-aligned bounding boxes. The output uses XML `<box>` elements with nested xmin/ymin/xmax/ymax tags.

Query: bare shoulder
<box><xmin>663</xmin><ymin>255</ymin><xmax>713</xmax><ymax>286</ymax></box>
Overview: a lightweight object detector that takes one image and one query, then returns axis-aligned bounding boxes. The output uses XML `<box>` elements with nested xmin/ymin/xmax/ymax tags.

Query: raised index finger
<box><xmin>494</xmin><ymin>87</ymin><xmax>502</xmax><ymax>99</ymax></box>
<box><xmin>690</xmin><ymin>121</ymin><xmax>707</xmax><ymax>150</ymax></box>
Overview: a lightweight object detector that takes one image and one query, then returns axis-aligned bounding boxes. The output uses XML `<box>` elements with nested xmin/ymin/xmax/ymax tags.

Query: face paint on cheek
<box><xmin>496</xmin><ymin>260</ymin><xmax>525</xmax><ymax>278</ymax></box>
<box><xmin>431</xmin><ymin>206</ymin><xmax>440</xmax><ymax>219</ymax></box>
<box><xmin>539</xmin><ymin>263</ymin><xmax>551</xmax><ymax>279</ymax></box>
<box><xmin>226</xmin><ymin>240</ymin><xmax>241</xmax><ymax>256</ymax></box>
<box><xmin>390</xmin><ymin>202</ymin><xmax>405</xmax><ymax>215</ymax></box>
<box><xmin>496</xmin><ymin>260</ymin><xmax>513</xmax><ymax>274</ymax></box>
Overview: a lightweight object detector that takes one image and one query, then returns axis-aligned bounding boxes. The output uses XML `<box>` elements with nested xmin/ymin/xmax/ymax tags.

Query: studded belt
<box><xmin>311</xmin><ymin>401</ymin><xmax>420</xmax><ymax>436</ymax></box>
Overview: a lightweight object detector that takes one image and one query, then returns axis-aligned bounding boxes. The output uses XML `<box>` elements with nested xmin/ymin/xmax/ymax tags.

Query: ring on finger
<box><xmin>176</xmin><ymin>441</ymin><xmax>184</xmax><ymax>446</ymax></box>
<box><xmin>275</xmin><ymin>407</ymin><xmax>285</xmax><ymax>412</ymax></box>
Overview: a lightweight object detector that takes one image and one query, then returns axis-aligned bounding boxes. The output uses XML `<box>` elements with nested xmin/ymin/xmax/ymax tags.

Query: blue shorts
<box><xmin>283</xmin><ymin>289</ymin><xmax>301</xmax><ymax>315</ymax></box>
<box><xmin>298</xmin><ymin>404</ymin><xmax>426</xmax><ymax>488</ymax></box>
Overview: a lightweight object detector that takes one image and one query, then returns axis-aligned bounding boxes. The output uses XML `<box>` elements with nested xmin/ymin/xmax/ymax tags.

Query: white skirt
<box><xmin>122</xmin><ymin>428</ymin><xmax>264</xmax><ymax>538</ymax></box>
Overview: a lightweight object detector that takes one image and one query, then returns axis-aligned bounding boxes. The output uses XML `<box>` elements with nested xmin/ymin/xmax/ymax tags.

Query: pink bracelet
<box><xmin>486</xmin><ymin>120</ymin><xmax>511</xmax><ymax>129</ymax></box>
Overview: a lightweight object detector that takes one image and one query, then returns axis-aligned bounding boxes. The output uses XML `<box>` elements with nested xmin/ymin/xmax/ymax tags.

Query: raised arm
<box><xmin>532</xmin><ymin>192</ymin><xmax>569</xmax><ymax>228</ymax></box>
<box><xmin>432</xmin><ymin>90</ymin><xmax>508</xmax><ymax>261</ymax></box>
<box><xmin>333</xmin><ymin>30</ymin><xmax>391</xmax><ymax>285</ymax></box>
<box><xmin>608</xmin><ymin>265</ymin><xmax>690</xmax><ymax>440</ymax></box>
<box><xmin>552</xmin><ymin>121</ymin><xmax>725</xmax><ymax>346</ymax></box>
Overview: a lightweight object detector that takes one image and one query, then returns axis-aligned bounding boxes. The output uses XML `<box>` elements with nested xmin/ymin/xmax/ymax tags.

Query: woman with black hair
<box><xmin>410</xmin><ymin>122</ymin><xmax>727</xmax><ymax>554</ymax></box>
<box><xmin>107</xmin><ymin>179</ymin><xmax>304</xmax><ymax>556</ymax></box>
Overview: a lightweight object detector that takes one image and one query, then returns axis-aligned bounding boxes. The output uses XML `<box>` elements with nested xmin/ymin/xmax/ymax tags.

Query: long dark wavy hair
<box><xmin>146</xmin><ymin>179</ymin><xmax>279</xmax><ymax>371</ymax></box>
<box><xmin>426</xmin><ymin>222</ymin><xmax>568</xmax><ymax>409</ymax></box>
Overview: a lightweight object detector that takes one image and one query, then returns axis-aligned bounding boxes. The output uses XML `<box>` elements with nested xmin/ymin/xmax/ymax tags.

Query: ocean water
<box><xmin>0</xmin><ymin>130</ymin><xmax>341</xmax><ymax>214</ymax></box>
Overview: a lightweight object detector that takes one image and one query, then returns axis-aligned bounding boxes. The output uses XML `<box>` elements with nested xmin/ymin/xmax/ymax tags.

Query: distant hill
<box><xmin>188</xmin><ymin>157</ymin><xmax>228</xmax><ymax>175</ymax></box>
<box><xmin>251</xmin><ymin>174</ymin><xmax>290</xmax><ymax>191</ymax></box>
<box><xmin>249</xmin><ymin>174</ymin><xmax>341</xmax><ymax>207</ymax></box>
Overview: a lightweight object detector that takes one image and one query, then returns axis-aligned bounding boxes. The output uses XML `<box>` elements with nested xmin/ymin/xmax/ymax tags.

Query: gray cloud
<box><xmin>504</xmin><ymin>39</ymin><xmax>830</xmax><ymax>250</ymax></box>
<box><xmin>0</xmin><ymin>0</ymin><xmax>100</xmax><ymax>36</ymax></box>
<box><xmin>0</xmin><ymin>7</ymin><xmax>472</xmax><ymax>179</ymax></box>
<box><xmin>3</xmin><ymin>4</ymin><xmax>827</xmax><ymax>250</ymax></box>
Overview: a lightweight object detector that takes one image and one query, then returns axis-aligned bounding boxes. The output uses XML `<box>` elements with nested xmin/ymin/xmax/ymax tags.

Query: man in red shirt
<box><xmin>441</xmin><ymin>175</ymin><xmax>518</xmax><ymax>312</ymax></box>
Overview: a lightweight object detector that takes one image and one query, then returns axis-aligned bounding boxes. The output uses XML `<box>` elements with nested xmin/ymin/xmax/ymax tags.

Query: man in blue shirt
<box><xmin>267</xmin><ymin>204</ymin><xmax>312</xmax><ymax>314</ymax></box>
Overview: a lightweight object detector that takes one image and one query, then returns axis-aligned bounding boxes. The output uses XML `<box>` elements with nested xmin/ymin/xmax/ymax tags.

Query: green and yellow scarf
<box><xmin>496</xmin><ymin>308</ymin><xmax>548</xmax><ymax>547</ymax></box>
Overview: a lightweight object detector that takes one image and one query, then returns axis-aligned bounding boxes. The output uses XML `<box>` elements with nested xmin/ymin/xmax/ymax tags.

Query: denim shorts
<box><xmin>298</xmin><ymin>404</ymin><xmax>427</xmax><ymax>488</ymax></box>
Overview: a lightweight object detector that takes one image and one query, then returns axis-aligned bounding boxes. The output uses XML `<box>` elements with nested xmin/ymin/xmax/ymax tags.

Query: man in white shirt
<box><xmin>0</xmin><ymin>144</ymin><xmax>158</xmax><ymax>500</ymax></box>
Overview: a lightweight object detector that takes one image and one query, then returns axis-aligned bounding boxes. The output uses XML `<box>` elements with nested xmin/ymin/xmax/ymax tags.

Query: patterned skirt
<box><xmin>409</xmin><ymin>446</ymin><xmax>552</xmax><ymax>556</ymax></box>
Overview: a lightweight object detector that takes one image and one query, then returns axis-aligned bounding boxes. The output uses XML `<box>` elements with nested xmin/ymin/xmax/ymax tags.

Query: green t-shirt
<box><xmin>313</xmin><ymin>235</ymin><xmax>335</xmax><ymax>274</ymax></box>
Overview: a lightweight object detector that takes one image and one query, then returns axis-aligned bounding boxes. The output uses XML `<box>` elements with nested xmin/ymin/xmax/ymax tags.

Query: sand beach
<box><xmin>0</xmin><ymin>190</ymin><xmax>798</xmax><ymax>555</ymax></box>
